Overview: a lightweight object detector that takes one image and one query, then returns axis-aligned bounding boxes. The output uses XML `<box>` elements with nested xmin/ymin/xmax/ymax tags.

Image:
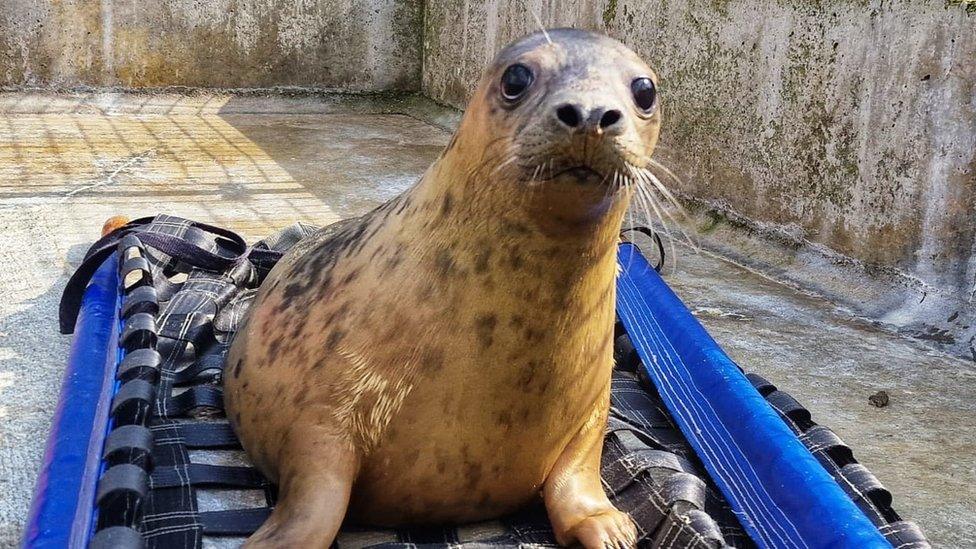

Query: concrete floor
<box><xmin>0</xmin><ymin>92</ymin><xmax>972</xmax><ymax>547</ymax></box>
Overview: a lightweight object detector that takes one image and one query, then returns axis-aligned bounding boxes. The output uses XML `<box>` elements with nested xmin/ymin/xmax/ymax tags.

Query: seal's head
<box><xmin>442</xmin><ymin>29</ymin><xmax>661</xmax><ymax>233</ymax></box>
<box><xmin>446</xmin><ymin>29</ymin><xmax>662</xmax><ymax>231</ymax></box>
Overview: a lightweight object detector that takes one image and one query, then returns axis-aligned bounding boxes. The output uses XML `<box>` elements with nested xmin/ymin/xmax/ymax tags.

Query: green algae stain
<box><xmin>705</xmin><ymin>0</ymin><xmax>734</xmax><ymax>18</ymax></box>
<box><xmin>602</xmin><ymin>0</ymin><xmax>619</xmax><ymax>28</ymax></box>
<box><xmin>946</xmin><ymin>0</ymin><xmax>976</xmax><ymax>15</ymax></box>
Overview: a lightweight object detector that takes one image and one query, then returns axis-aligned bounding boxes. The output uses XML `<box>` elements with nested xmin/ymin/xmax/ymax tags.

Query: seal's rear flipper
<box><xmin>244</xmin><ymin>435</ymin><xmax>358</xmax><ymax>549</ymax></box>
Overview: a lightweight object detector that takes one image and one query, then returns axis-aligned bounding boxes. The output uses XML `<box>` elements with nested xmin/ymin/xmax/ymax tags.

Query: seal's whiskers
<box><xmin>531</xmin><ymin>12</ymin><xmax>553</xmax><ymax>45</ymax></box>
<box><xmin>620</xmin><ymin>170</ymin><xmax>637</xmax><ymax>267</ymax></box>
<box><xmin>635</xmin><ymin>181</ymin><xmax>678</xmax><ymax>271</ymax></box>
<box><xmin>629</xmin><ymin>164</ymin><xmax>697</xmax><ymax>253</ymax></box>
<box><xmin>492</xmin><ymin>154</ymin><xmax>519</xmax><ymax>175</ymax></box>
<box><xmin>645</xmin><ymin>170</ymin><xmax>686</xmax><ymax>225</ymax></box>
<box><xmin>647</xmin><ymin>157</ymin><xmax>682</xmax><ymax>187</ymax></box>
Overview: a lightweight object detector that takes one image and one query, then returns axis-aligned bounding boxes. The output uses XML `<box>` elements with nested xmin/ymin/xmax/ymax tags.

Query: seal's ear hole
<box><xmin>631</xmin><ymin>77</ymin><xmax>657</xmax><ymax>113</ymax></box>
<box><xmin>501</xmin><ymin>64</ymin><xmax>534</xmax><ymax>102</ymax></box>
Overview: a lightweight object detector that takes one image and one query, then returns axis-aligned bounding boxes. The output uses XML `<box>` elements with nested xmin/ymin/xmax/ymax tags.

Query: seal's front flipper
<box><xmin>542</xmin><ymin>403</ymin><xmax>637</xmax><ymax>549</ymax></box>
<box><xmin>245</xmin><ymin>434</ymin><xmax>359</xmax><ymax>549</ymax></box>
<box><xmin>561</xmin><ymin>507</ymin><xmax>637</xmax><ymax>549</ymax></box>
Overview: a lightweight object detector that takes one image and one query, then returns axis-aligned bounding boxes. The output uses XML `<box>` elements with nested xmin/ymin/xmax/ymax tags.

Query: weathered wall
<box><xmin>0</xmin><ymin>0</ymin><xmax>973</xmax><ymax>352</ymax></box>
<box><xmin>423</xmin><ymin>0</ymin><xmax>976</xmax><ymax>354</ymax></box>
<box><xmin>0</xmin><ymin>0</ymin><xmax>421</xmax><ymax>90</ymax></box>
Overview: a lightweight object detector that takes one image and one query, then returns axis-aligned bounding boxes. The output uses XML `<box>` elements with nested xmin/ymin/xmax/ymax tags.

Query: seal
<box><xmin>225</xmin><ymin>28</ymin><xmax>663</xmax><ymax>548</ymax></box>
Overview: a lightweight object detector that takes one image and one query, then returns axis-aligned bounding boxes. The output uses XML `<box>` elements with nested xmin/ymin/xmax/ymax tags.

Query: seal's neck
<box><xmin>374</xmin><ymin>146</ymin><xmax>627</xmax><ymax>387</ymax></box>
<box><xmin>400</xmin><ymin>146</ymin><xmax>630</xmax><ymax>296</ymax></box>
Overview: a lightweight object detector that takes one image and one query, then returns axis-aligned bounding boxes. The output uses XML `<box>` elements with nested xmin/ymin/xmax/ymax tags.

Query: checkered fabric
<box><xmin>63</xmin><ymin>214</ymin><xmax>926</xmax><ymax>549</ymax></box>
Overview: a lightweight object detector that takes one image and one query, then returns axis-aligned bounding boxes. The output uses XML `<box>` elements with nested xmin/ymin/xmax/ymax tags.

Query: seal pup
<box><xmin>225</xmin><ymin>28</ymin><xmax>662</xmax><ymax>548</ymax></box>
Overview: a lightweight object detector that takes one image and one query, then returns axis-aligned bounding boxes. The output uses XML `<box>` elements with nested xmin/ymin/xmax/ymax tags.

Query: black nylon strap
<box><xmin>90</xmin><ymin>526</ymin><xmax>146</xmax><ymax>549</ymax></box>
<box><xmin>765</xmin><ymin>390</ymin><xmax>812</xmax><ymax>426</ymax></box>
<box><xmin>157</xmin><ymin>312</ymin><xmax>213</xmax><ymax>345</ymax></box>
<box><xmin>879</xmin><ymin>521</ymin><xmax>929</xmax><ymax>548</ymax></box>
<box><xmin>121</xmin><ymin>285</ymin><xmax>160</xmax><ymax>319</ymax></box>
<box><xmin>59</xmin><ymin>216</ymin><xmax>249</xmax><ymax>334</ymax></box>
<box><xmin>610</xmin><ymin>483</ymin><xmax>661</xmax><ymax>540</ymax></box>
<box><xmin>247</xmin><ymin>248</ymin><xmax>286</xmax><ymax>270</ymax></box>
<box><xmin>199</xmin><ymin>508</ymin><xmax>273</xmax><ymax>536</ymax></box>
<box><xmin>172</xmin><ymin>353</ymin><xmax>225</xmax><ymax>385</ymax></box>
<box><xmin>96</xmin><ymin>464</ymin><xmax>149</xmax><ymax>529</ymax></box>
<box><xmin>839</xmin><ymin>463</ymin><xmax>892</xmax><ymax>509</ymax></box>
<box><xmin>801</xmin><ymin>425</ymin><xmax>854</xmax><ymax>465</ymax></box>
<box><xmin>120</xmin><ymin>313</ymin><xmax>158</xmax><ymax>352</ymax></box>
<box><xmin>91</xmin><ymin>217</ymin><xmax>158</xmax><ymax>261</ymax></box>
<box><xmin>60</xmin><ymin>217</ymin><xmax>154</xmax><ymax>333</ymax></box>
<box><xmin>158</xmin><ymin>386</ymin><xmax>223</xmax><ymax>418</ymax></box>
<box><xmin>659</xmin><ymin>472</ymin><xmax>709</xmax><ymax>510</ymax></box>
<box><xmin>136</xmin><ymin>231</ymin><xmax>246</xmax><ymax>271</ymax></box>
<box><xmin>151</xmin><ymin>422</ymin><xmax>241</xmax><ymax>449</ymax></box>
<box><xmin>118</xmin><ymin>349</ymin><xmax>162</xmax><ymax>383</ymax></box>
<box><xmin>111</xmin><ymin>380</ymin><xmax>156</xmax><ymax>426</ymax></box>
<box><xmin>103</xmin><ymin>425</ymin><xmax>154</xmax><ymax>469</ymax></box>
<box><xmin>745</xmin><ymin>372</ymin><xmax>777</xmax><ymax>396</ymax></box>
<box><xmin>120</xmin><ymin>257</ymin><xmax>152</xmax><ymax>291</ymax></box>
<box><xmin>607</xmin><ymin>414</ymin><xmax>687</xmax><ymax>452</ymax></box>
<box><xmin>655</xmin><ymin>508</ymin><xmax>726</xmax><ymax>547</ymax></box>
<box><xmin>150</xmin><ymin>464</ymin><xmax>267</xmax><ymax>489</ymax></box>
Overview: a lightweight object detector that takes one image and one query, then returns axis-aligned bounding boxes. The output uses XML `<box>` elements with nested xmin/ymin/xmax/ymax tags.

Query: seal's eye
<box><xmin>501</xmin><ymin>64</ymin><xmax>534</xmax><ymax>102</ymax></box>
<box><xmin>631</xmin><ymin>77</ymin><xmax>657</xmax><ymax>113</ymax></box>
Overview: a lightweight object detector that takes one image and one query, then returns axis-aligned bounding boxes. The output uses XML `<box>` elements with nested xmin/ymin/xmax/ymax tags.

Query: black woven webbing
<box><xmin>78</xmin><ymin>214</ymin><xmax>927</xmax><ymax>549</ymax></box>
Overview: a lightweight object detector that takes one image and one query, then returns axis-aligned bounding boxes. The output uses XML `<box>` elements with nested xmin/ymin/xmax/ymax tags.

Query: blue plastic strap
<box><xmin>615</xmin><ymin>243</ymin><xmax>890</xmax><ymax>549</ymax></box>
<box><xmin>23</xmin><ymin>254</ymin><xmax>120</xmax><ymax>549</ymax></box>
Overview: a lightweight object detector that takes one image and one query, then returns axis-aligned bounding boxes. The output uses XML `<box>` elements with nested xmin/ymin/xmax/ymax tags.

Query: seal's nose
<box><xmin>555</xmin><ymin>104</ymin><xmax>583</xmax><ymax>128</ymax></box>
<box><xmin>555</xmin><ymin>103</ymin><xmax>623</xmax><ymax>134</ymax></box>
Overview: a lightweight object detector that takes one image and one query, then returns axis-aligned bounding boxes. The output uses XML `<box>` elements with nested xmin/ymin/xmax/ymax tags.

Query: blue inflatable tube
<box><xmin>23</xmin><ymin>255</ymin><xmax>120</xmax><ymax>549</ymax></box>
<box><xmin>615</xmin><ymin>243</ymin><xmax>890</xmax><ymax>549</ymax></box>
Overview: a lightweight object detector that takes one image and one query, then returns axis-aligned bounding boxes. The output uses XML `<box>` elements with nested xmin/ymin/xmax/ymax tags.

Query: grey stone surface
<box><xmin>0</xmin><ymin>92</ymin><xmax>972</xmax><ymax>547</ymax></box>
<box><xmin>0</xmin><ymin>0</ymin><xmax>422</xmax><ymax>90</ymax></box>
<box><xmin>421</xmin><ymin>0</ymin><xmax>976</xmax><ymax>359</ymax></box>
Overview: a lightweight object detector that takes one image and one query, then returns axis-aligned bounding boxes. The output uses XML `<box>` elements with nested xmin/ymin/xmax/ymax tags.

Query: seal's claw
<box><xmin>563</xmin><ymin>507</ymin><xmax>637</xmax><ymax>549</ymax></box>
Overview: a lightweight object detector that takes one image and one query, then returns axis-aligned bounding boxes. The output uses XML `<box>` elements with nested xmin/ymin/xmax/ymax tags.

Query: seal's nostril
<box><xmin>600</xmin><ymin>109</ymin><xmax>622</xmax><ymax>129</ymax></box>
<box><xmin>556</xmin><ymin>104</ymin><xmax>582</xmax><ymax>128</ymax></box>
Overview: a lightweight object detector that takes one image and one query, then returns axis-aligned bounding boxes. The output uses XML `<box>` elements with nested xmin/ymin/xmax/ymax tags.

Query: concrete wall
<box><xmin>0</xmin><ymin>0</ymin><xmax>421</xmax><ymax>90</ymax></box>
<box><xmin>0</xmin><ymin>0</ymin><xmax>973</xmax><ymax>352</ymax></box>
<box><xmin>423</xmin><ymin>0</ymin><xmax>976</xmax><ymax>355</ymax></box>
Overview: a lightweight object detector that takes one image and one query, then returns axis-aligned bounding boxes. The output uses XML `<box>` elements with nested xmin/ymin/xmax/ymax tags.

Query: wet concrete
<box><xmin>0</xmin><ymin>93</ymin><xmax>972</xmax><ymax>547</ymax></box>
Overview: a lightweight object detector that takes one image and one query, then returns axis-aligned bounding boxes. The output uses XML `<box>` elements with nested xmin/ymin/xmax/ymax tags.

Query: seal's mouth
<box><xmin>554</xmin><ymin>166</ymin><xmax>602</xmax><ymax>178</ymax></box>
<box><xmin>548</xmin><ymin>165</ymin><xmax>608</xmax><ymax>184</ymax></box>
